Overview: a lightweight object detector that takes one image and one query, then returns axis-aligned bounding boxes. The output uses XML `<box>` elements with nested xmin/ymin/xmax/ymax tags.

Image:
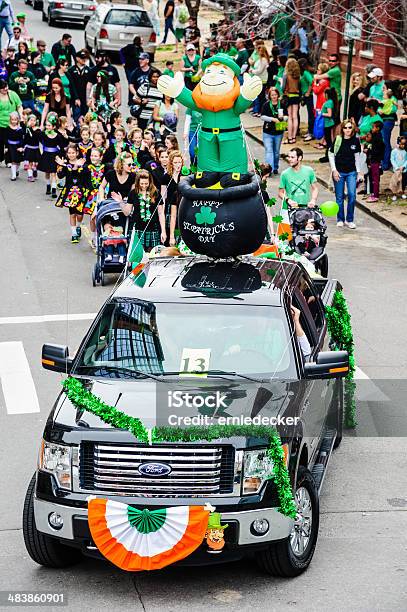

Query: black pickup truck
<box><xmin>23</xmin><ymin>256</ymin><xmax>349</xmax><ymax>577</ymax></box>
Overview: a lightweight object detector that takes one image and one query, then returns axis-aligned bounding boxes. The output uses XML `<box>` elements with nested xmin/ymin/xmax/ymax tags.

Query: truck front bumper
<box><xmin>34</xmin><ymin>497</ymin><xmax>293</xmax><ymax>548</ymax></box>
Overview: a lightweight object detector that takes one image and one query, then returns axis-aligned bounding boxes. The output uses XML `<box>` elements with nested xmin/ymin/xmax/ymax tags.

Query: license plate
<box><xmin>119</xmin><ymin>32</ymin><xmax>132</xmax><ymax>40</ymax></box>
<box><xmin>72</xmin><ymin>3</ymin><xmax>82</xmax><ymax>9</ymax></box>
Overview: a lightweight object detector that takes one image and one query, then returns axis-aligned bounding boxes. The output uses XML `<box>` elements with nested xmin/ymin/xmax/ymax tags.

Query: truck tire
<box><xmin>22</xmin><ymin>474</ymin><xmax>82</xmax><ymax>568</ymax></box>
<box><xmin>256</xmin><ymin>467</ymin><xmax>319</xmax><ymax>577</ymax></box>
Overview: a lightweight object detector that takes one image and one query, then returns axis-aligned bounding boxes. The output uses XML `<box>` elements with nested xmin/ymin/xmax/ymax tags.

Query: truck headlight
<box><xmin>242</xmin><ymin>449</ymin><xmax>274</xmax><ymax>495</ymax></box>
<box><xmin>38</xmin><ymin>440</ymin><xmax>72</xmax><ymax>490</ymax></box>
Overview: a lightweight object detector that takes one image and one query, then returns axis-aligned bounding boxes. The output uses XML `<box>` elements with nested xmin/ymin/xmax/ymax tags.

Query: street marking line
<box><xmin>0</xmin><ymin>313</ymin><xmax>97</xmax><ymax>325</ymax></box>
<box><xmin>354</xmin><ymin>366</ymin><xmax>370</xmax><ymax>380</ymax></box>
<box><xmin>0</xmin><ymin>342</ymin><xmax>40</xmax><ymax>414</ymax></box>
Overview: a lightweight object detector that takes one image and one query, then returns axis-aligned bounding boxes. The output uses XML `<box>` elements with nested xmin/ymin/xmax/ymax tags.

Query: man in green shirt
<box><xmin>9</xmin><ymin>59</ymin><xmax>37</xmax><ymax>112</ymax></box>
<box><xmin>271</xmin><ymin>12</ymin><xmax>294</xmax><ymax>56</ymax></box>
<box><xmin>279</xmin><ymin>148</ymin><xmax>319</xmax><ymax>208</ymax></box>
<box><xmin>36</xmin><ymin>40</ymin><xmax>55</xmax><ymax>73</ymax></box>
<box><xmin>314</xmin><ymin>52</ymin><xmax>343</xmax><ymax>103</ymax></box>
<box><xmin>367</xmin><ymin>67</ymin><xmax>385</xmax><ymax>101</ymax></box>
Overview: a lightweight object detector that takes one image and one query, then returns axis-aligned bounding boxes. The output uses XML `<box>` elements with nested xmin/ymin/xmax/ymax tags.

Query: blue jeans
<box><xmin>263</xmin><ymin>132</ymin><xmax>284</xmax><ymax>171</ymax></box>
<box><xmin>22</xmin><ymin>99</ymin><xmax>36</xmax><ymax>112</ymax></box>
<box><xmin>0</xmin><ymin>17</ymin><xmax>13</xmax><ymax>48</ymax></box>
<box><xmin>382</xmin><ymin>120</ymin><xmax>395</xmax><ymax>170</ymax></box>
<box><xmin>162</xmin><ymin>17</ymin><xmax>175</xmax><ymax>42</ymax></box>
<box><xmin>334</xmin><ymin>170</ymin><xmax>357</xmax><ymax>223</ymax></box>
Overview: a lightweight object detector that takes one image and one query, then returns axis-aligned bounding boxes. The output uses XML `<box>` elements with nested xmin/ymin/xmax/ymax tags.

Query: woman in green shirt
<box><xmin>0</xmin><ymin>79</ymin><xmax>22</xmax><ymax>163</ymax></box>
<box><xmin>320</xmin><ymin>88</ymin><xmax>338</xmax><ymax>163</ymax></box>
<box><xmin>180</xmin><ymin>44</ymin><xmax>201</xmax><ymax>91</ymax></box>
<box><xmin>47</xmin><ymin>59</ymin><xmax>78</xmax><ymax>105</ymax></box>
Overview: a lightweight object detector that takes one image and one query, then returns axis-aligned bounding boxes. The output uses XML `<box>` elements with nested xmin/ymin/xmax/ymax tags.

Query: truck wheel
<box><xmin>22</xmin><ymin>474</ymin><xmax>82</xmax><ymax>568</ymax></box>
<box><xmin>256</xmin><ymin>467</ymin><xmax>319</xmax><ymax>577</ymax></box>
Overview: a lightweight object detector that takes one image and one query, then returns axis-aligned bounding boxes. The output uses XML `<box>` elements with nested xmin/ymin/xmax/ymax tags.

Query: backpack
<box><xmin>313</xmin><ymin>111</ymin><xmax>324</xmax><ymax>140</ymax></box>
<box><xmin>178</xmin><ymin>6</ymin><xmax>189</xmax><ymax>24</ymax></box>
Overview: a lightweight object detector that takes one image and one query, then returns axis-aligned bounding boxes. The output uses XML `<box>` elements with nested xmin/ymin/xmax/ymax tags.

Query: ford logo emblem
<box><xmin>138</xmin><ymin>462</ymin><xmax>172</xmax><ymax>477</ymax></box>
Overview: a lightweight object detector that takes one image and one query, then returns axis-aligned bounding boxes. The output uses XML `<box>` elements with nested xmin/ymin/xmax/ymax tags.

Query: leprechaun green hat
<box><xmin>201</xmin><ymin>53</ymin><xmax>241</xmax><ymax>77</ymax></box>
<box><xmin>207</xmin><ymin>513</ymin><xmax>228</xmax><ymax>530</ymax></box>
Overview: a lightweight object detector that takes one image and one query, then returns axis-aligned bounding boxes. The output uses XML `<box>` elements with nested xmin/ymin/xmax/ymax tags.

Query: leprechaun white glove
<box><xmin>240</xmin><ymin>73</ymin><xmax>263</xmax><ymax>101</ymax></box>
<box><xmin>157</xmin><ymin>71</ymin><xmax>185</xmax><ymax>98</ymax></box>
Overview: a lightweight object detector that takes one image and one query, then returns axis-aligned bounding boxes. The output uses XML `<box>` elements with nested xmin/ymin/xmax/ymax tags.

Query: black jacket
<box><xmin>51</xmin><ymin>42</ymin><xmax>77</xmax><ymax>66</ymax></box>
<box><xmin>68</xmin><ymin>64</ymin><xmax>91</xmax><ymax>105</ymax></box>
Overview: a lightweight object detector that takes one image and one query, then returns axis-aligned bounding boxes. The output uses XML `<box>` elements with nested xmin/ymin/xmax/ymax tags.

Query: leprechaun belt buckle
<box><xmin>212</xmin><ymin>128</ymin><xmax>220</xmax><ymax>134</ymax></box>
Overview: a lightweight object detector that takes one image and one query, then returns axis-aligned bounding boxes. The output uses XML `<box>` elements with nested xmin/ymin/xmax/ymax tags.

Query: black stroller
<box><xmin>92</xmin><ymin>199</ymin><xmax>130</xmax><ymax>287</ymax></box>
<box><xmin>289</xmin><ymin>207</ymin><xmax>329</xmax><ymax>277</ymax></box>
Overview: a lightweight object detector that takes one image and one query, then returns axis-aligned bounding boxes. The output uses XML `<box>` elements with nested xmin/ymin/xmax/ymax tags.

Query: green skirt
<box><xmin>133</xmin><ymin>229</ymin><xmax>160</xmax><ymax>250</ymax></box>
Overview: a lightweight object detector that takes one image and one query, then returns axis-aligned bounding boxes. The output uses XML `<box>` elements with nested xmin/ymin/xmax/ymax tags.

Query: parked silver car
<box><xmin>84</xmin><ymin>3</ymin><xmax>156</xmax><ymax>55</ymax></box>
<box><xmin>42</xmin><ymin>0</ymin><xmax>97</xmax><ymax>27</ymax></box>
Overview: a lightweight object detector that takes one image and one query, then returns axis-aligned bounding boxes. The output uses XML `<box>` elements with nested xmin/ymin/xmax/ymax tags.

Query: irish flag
<box><xmin>88</xmin><ymin>498</ymin><xmax>211</xmax><ymax>571</ymax></box>
<box><xmin>276</xmin><ymin>198</ymin><xmax>292</xmax><ymax>243</ymax></box>
<box><xmin>128</xmin><ymin>228</ymin><xmax>149</xmax><ymax>276</ymax></box>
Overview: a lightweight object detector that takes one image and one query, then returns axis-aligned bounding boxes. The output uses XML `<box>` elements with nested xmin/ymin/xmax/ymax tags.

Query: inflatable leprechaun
<box><xmin>158</xmin><ymin>53</ymin><xmax>262</xmax><ymax>173</ymax></box>
<box><xmin>157</xmin><ymin>54</ymin><xmax>267</xmax><ymax>258</ymax></box>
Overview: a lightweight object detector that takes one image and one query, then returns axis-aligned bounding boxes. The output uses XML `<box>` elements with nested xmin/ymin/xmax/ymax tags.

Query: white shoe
<box><xmin>105</xmin><ymin>254</ymin><xmax>112</xmax><ymax>262</ymax></box>
<box><xmin>402</xmin><ymin>194</ymin><xmax>407</xmax><ymax>200</ymax></box>
<box><xmin>336</xmin><ymin>221</ymin><xmax>344</xmax><ymax>227</ymax></box>
<box><xmin>118</xmin><ymin>256</ymin><xmax>125</xmax><ymax>264</ymax></box>
<box><xmin>391</xmin><ymin>195</ymin><xmax>397</xmax><ymax>201</ymax></box>
<box><xmin>345</xmin><ymin>221</ymin><xmax>356</xmax><ymax>229</ymax></box>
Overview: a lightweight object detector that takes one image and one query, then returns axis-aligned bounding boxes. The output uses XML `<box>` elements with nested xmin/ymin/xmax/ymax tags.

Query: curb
<box><xmin>245</xmin><ymin>128</ymin><xmax>407</xmax><ymax>240</ymax></box>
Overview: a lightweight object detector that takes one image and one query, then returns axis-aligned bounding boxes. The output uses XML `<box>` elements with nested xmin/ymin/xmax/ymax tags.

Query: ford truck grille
<box><xmin>79</xmin><ymin>443</ymin><xmax>235</xmax><ymax>497</ymax></box>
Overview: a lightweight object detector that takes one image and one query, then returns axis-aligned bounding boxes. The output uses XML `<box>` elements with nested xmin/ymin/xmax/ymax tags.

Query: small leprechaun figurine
<box><xmin>157</xmin><ymin>53</ymin><xmax>262</xmax><ymax>174</ymax></box>
<box><xmin>205</xmin><ymin>512</ymin><xmax>228</xmax><ymax>553</ymax></box>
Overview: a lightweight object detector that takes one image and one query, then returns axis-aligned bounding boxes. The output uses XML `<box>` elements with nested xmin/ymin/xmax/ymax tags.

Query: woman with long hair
<box><xmin>320</xmin><ymin>87</ymin><xmax>338</xmax><ymax>162</ymax></box>
<box><xmin>348</xmin><ymin>72</ymin><xmax>367</xmax><ymax>126</ymax></box>
<box><xmin>98</xmin><ymin>151</ymin><xmax>135</xmax><ymax>202</ymax></box>
<box><xmin>40</xmin><ymin>78</ymin><xmax>72</xmax><ymax>129</ymax></box>
<box><xmin>328</xmin><ymin>119</ymin><xmax>362</xmax><ymax>229</ymax></box>
<box><xmin>90</xmin><ymin>70</ymin><xmax>119</xmax><ymax>124</ymax></box>
<box><xmin>282</xmin><ymin>57</ymin><xmax>301</xmax><ymax>144</ymax></box>
<box><xmin>165</xmin><ymin>150</ymin><xmax>184</xmax><ymax>245</ymax></box>
<box><xmin>298</xmin><ymin>57</ymin><xmax>314</xmax><ymax>141</ymax></box>
<box><xmin>48</xmin><ymin>59</ymin><xmax>78</xmax><ymax>105</ymax></box>
<box><xmin>122</xmin><ymin>169</ymin><xmax>166</xmax><ymax>249</ymax></box>
<box><xmin>249</xmin><ymin>45</ymin><xmax>270</xmax><ymax>116</ymax></box>
<box><xmin>152</xmin><ymin>94</ymin><xmax>179</xmax><ymax>138</ymax></box>
<box><xmin>15</xmin><ymin>41</ymin><xmax>30</xmax><ymax>63</ymax></box>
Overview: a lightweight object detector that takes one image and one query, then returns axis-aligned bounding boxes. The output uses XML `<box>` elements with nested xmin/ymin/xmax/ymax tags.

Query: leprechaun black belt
<box><xmin>201</xmin><ymin>126</ymin><xmax>241</xmax><ymax>134</ymax></box>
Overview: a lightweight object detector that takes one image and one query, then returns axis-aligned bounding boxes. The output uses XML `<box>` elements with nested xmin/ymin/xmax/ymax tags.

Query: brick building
<box><xmin>323</xmin><ymin>1</ymin><xmax>407</xmax><ymax>80</ymax></box>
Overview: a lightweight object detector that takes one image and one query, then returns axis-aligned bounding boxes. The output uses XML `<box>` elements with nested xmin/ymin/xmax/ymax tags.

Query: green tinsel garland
<box><xmin>325</xmin><ymin>290</ymin><xmax>357</xmax><ymax>428</ymax></box>
<box><xmin>62</xmin><ymin>378</ymin><xmax>297</xmax><ymax>519</ymax></box>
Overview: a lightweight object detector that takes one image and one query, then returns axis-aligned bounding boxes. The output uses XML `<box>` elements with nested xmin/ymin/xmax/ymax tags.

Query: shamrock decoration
<box><xmin>272</xmin><ymin>214</ymin><xmax>283</xmax><ymax>223</ymax></box>
<box><xmin>278</xmin><ymin>232</ymin><xmax>289</xmax><ymax>241</ymax></box>
<box><xmin>267</xmin><ymin>198</ymin><xmax>276</xmax><ymax>208</ymax></box>
<box><xmin>195</xmin><ymin>206</ymin><xmax>216</xmax><ymax>225</ymax></box>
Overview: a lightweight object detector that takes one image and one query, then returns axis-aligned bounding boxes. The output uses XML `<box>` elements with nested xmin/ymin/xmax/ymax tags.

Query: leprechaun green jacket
<box><xmin>176</xmin><ymin>86</ymin><xmax>252</xmax><ymax>174</ymax></box>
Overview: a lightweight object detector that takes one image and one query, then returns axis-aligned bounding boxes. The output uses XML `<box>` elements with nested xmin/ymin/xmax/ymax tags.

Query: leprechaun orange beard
<box><xmin>192</xmin><ymin>78</ymin><xmax>240</xmax><ymax>112</ymax></box>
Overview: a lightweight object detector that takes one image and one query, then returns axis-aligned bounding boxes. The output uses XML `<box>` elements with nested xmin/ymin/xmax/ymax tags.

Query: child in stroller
<box><xmin>290</xmin><ymin>208</ymin><xmax>328</xmax><ymax>276</ymax></box>
<box><xmin>102</xmin><ymin>216</ymin><xmax>127</xmax><ymax>264</ymax></box>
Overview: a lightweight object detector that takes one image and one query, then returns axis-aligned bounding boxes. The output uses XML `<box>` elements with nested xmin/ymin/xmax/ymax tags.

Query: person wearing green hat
<box><xmin>205</xmin><ymin>512</ymin><xmax>228</xmax><ymax>552</ymax></box>
<box><xmin>15</xmin><ymin>12</ymin><xmax>32</xmax><ymax>46</ymax></box>
<box><xmin>158</xmin><ymin>53</ymin><xmax>262</xmax><ymax>174</ymax></box>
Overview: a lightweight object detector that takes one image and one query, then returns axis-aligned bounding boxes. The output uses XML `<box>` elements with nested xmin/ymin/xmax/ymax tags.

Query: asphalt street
<box><xmin>0</xmin><ymin>3</ymin><xmax>406</xmax><ymax>611</ymax></box>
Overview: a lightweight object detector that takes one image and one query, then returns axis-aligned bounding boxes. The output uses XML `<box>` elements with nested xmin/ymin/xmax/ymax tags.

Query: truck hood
<box><xmin>52</xmin><ymin>377</ymin><xmax>302</xmax><ymax>441</ymax></box>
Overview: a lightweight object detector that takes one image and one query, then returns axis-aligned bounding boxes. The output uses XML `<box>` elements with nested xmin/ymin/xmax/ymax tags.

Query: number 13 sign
<box><xmin>180</xmin><ymin>348</ymin><xmax>211</xmax><ymax>377</ymax></box>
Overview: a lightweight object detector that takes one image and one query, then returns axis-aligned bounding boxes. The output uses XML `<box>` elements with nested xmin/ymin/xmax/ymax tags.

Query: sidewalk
<box><xmin>242</xmin><ymin>114</ymin><xmax>407</xmax><ymax>239</ymax></box>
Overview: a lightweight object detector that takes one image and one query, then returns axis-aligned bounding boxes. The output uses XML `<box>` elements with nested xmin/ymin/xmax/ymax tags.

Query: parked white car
<box><xmin>84</xmin><ymin>3</ymin><xmax>156</xmax><ymax>56</ymax></box>
<box><xmin>42</xmin><ymin>0</ymin><xmax>97</xmax><ymax>28</ymax></box>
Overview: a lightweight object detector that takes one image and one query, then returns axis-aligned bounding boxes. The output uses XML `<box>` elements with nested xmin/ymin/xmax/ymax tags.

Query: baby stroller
<box><xmin>92</xmin><ymin>199</ymin><xmax>130</xmax><ymax>286</ymax></box>
<box><xmin>289</xmin><ymin>207</ymin><xmax>329</xmax><ymax>277</ymax></box>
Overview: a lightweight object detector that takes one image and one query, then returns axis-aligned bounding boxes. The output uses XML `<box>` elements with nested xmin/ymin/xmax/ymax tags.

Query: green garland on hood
<box><xmin>62</xmin><ymin>377</ymin><xmax>297</xmax><ymax>519</ymax></box>
<box><xmin>325</xmin><ymin>290</ymin><xmax>357</xmax><ymax>428</ymax></box>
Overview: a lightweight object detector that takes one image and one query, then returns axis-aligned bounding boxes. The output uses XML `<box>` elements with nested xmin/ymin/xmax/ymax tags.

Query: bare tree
<box><xmin>217</xmin><ymin>0</ymin><xmax>407</xmax><ymax>63</ymax></box>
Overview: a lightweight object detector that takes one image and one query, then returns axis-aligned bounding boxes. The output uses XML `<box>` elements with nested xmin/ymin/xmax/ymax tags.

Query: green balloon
<box><xmin>320</xmin><ymin>200</ymin><xmax>339</xmax><ymax>217</ymax></box>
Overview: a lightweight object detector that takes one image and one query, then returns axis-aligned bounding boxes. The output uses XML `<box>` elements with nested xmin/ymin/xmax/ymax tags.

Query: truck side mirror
<box><xmin>42</xmin><ymin>344</ymin><xmax>73</xmax><ymax>373</ymax></box>
<box><xmin>304</xmin><ymin>350</ymin><xmax>349</xmax><ymax>379</ymax></box>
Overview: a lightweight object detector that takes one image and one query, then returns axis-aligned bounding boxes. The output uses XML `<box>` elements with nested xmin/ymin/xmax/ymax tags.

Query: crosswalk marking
<box><xmin>0</xmin><ymin>313</ymin><xmax>97</xmax><ymax>325</ymax></box>
<box><xmin>0</xmin><ymin>342</ymin><xmax>40</xmax><ymax>414</ymax></box>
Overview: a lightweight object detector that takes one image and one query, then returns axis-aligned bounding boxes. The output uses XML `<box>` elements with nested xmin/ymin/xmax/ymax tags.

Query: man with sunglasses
<box><xmin>328</xmin><ymin>121</ymin><xmax>363</xmax><ymax>229</ymax></box>
<box><xmin>314</xmin><ymin>53</ymin><xmax>342</xmax><ymax>120</ymax></box>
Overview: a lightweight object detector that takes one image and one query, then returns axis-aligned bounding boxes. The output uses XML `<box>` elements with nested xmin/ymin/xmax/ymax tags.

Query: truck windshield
<box><xmin>74</xmin><ymin>300</ymin><xmax>296</xmax><ymax>378</ymax></box>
